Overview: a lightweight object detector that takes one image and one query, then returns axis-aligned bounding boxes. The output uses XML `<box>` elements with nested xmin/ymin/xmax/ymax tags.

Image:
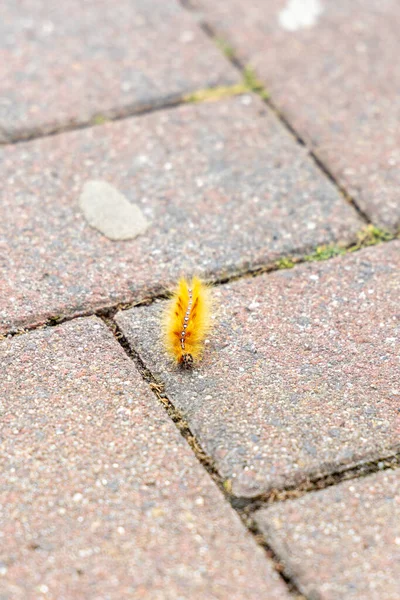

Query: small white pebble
<box><xmin>180</xmin><ymin>30</ymin><xmax>194</xmax><ymax>43</ymax></box>
<box><xmin>241</xmin><ymin>95</ymin><xmax>252</xmax><ymax>105</ymax></box>
<box><xmin>38</xmin><ymin>585</ymin><xmax>49</xmax><ymax>594</ymax></box>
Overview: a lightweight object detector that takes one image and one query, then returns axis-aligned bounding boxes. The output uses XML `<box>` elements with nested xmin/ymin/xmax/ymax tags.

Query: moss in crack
<box><xmin>305</xmin><ymin>244</ymin><xmax>346</xmax><ymax>262</ymax></box>
<box><xmin>275</xmin><ymin>257</ymin><xmax>296</xmax><ymax>270</ymax></box>
<box><xmin>184</xmin><ymin>66</ymin><xmax>269</xmax><ymax>105</ymax></box>
<box><xmin>223</xmin><ymin>478</ymin><xmax>233</xmax><ymax>494</ymax></box>
<box><xmin>91</xmin><ymin>114</ymin><xmax>109</xmax><ymax>126</ymax></box>
<box><xmin>351</xmin><ymin>224</ymin><xmax>395</xmax><ymax>249</ymax></box>
<box><xmin>184</xmin><ymin>83</ymin><xmax>248</xmax><ymax>103</ymax></box>
<box><xmin>242</xmin><ymin>66</ymin><xmax>269</xmax><ymax>100</ymax></box>
<box><xmin>215</xmin><ymin>36</ymin><xmax>235</xmax><ymax>59</ymax></box>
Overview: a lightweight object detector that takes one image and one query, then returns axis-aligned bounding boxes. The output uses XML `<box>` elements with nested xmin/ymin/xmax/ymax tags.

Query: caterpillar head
<box><xmin>181</xmin><ymin>353</ymin><xmax>194</xmax><ymax>369</ymax></box>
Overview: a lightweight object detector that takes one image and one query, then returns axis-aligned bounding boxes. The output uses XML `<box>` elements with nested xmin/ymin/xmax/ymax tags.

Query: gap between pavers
<box><xmin>256</xmin><ymin>468</ymin><xmax>400</xmax><ymax>600</ymax></box>
<box><xmin>192</xmin><ymin>0</ymin><xmax>400</xmax><ymax>232</ymax></box>
<box><xmin>115</xmin><ymin>241</ymin><xmax>400</xmax><ymax>498</ymax></box>
<box><xmin>0</xmin><ymin>0</ymin><xmax>238</xmax><ymax>142</ymax></box>
<box><xmin>0</xmin><ymin>95</ymin><xmax>363</xmax><ymax>335</ymax></box>
<box><xmin>0</xmin><ymin>317</ymin><xmax>290</xmax><ymax>599</ymax></box>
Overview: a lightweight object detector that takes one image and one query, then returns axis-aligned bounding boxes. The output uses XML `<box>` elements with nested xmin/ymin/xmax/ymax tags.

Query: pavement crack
<box><xmin>236</xmin><ymin>451</ymin><xmax>400</xmax><ymax>513</ymax></box>
<box><xmin>0</xmin><ymin>96</ymin><xmax>185</xmax><ymax>146</ymax></box>
<box><xmin>101</xmin><ymin>313</ymin><xmax>307</xmax><ymax>599</ymax></box>
<box><xmin>184</xmin><ymin>8</ymin><xmax>372</xmax><ymax>226</ymax></box>
<box><xmin>1</xmin><ymin>225</ymin><xmax>397</xmax><ymax>340</ymax></box>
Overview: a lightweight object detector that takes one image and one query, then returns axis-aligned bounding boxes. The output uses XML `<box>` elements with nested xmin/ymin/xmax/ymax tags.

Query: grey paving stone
<box><xmin>0</xmin><ymin>318</ymin><xmax>290</xmax><ymax>600</ymax></box>
<box><xmin>116</xmin><ymin>241</ymin><xmax>400</xmax><ymax>497</ymax></box>
<box><xmin>256</xmin><ymin>469</ymin><xmax>400</xmax><ymax>600</ymax></box>
<box><xmin>0</xmin><ymin>96</ymin><xmax>362</xmax><ymax>334</ymax></box>
<box><xmin>0</xmin><ymin>0</ymin><xmax>238</xmax><ymax>141</ymax></box>
<box><xmin>195</xmin><ymin>0</ymin><xmax>400</xmax><ymax>231</ymax></box>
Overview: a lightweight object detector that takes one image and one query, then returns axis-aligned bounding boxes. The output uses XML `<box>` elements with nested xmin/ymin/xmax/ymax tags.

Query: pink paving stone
<box><xmin>0</xmin><ymin>318</ymin><xmax>290</xmax><ymax>600</ymax></box>
<box><xmin>0</xmin><ymin>0</ymin><xmax>238</xmax><ymax>141</ymax></box>
<box><xmin>256</xmin><ymin>469</ymin><xmax>400</xmax><ymax>600</ymax></box>
<box><xmin>116</xmin><ymin>241</ymin><xmax>400</xmax><ymax>498</ymax></box>
<box><xmin>194</xmin><ymin>0</ymin><xmax>400</xmax><ymax>232</ymax></box>
<box><xmin>0</xmin><ymin>95</ymin><xmax>363</xmax><ymax>334</ymax></box>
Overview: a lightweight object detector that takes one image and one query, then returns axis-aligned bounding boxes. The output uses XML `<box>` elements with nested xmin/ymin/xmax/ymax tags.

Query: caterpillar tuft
<box><xmin>162</xmin><ymin>277</ymin><xmax>211</xmax><ymax>367</ymax></box>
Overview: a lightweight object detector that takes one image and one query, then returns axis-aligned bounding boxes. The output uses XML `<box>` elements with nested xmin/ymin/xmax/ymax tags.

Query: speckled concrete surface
<box><xmin>0</xmin><ymin>0</ymin><xmax>238</xmax><ymax>141</ymax></box>
<box><xmin>0</xmin><ymin>318</ymin><xmax>290</xmax><ymax>600</ymax></box>
<box><xmin>116</xmin><ymin>242</ymin><xmax>400</xmax><ymax>497</ymax></box>
<box><xmin>0</xmin><ymin>95</ymin><xmax>362</xmax><ymax>334</ymax></box>
<box><xmin>256</xmin><ymin>469</ymin><xmax>400</xmax><ymax>599</ymax></box>
<box><xmin>195</xmin><ymin>0</ymin><xmax>400</xmax><ymax>232</ymax></box>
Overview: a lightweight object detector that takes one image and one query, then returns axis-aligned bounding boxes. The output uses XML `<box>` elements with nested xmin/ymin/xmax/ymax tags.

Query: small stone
<box><xmin>79</xmin><ymin>180</ymin><xmax>149</xmax><ymax>241</ymax></box>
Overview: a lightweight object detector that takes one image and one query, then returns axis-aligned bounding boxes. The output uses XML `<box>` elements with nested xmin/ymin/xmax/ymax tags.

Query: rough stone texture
<box><xmin>256</xmin><ymin>469</ymin><xmax>400</xmax><ymax>599</ymax></box>
<box><xmin>0</xmin><ymin>0</ymin><xmax>238</xmax><ymax>141</ymax></box>
<box><xmin>0</xmin><ymin>318</ymin><xmax>290</xmax><ymax>600</ymax></box>
<box><xmin>0</xmin><ymin>96</ymin><xmax>362</xmax><ymax>334</ymax></box>
<box><xmin>195</xmin><ymin>0</ymin><xmax>400</xmax><ymax>231</ymax></box>
<box><xmin>116</xmin><ymin>242</ymin><xmax>400</xmax><ymax>498</ymax></box>
<box><xmin>79</xmin><ymin>180</ymin><xmax>149</xmax><ymax>241</ymax></box>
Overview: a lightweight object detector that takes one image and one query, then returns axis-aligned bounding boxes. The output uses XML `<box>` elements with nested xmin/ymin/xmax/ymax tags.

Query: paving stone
<box><xmin>195</xmin><ymin>0</ymin><xmax>400</xmax><ymax>231</ymax></box>
<box><xmin>0</xmin><ymin>0</ymin><xmax>238</xmax><ymax>141</ymax></box>
<box><xmin>116</xmin><ymin>241</ymin><xmax>400</xmax><ymax>498</ymax></box>
<box><xmin>256</xmin><ymin>469</ymin><xmax>400</xmax><ymax>599</ymax></box>
<box><xmin>0</xmin><ymin>318</ymin><xmax>290</xmax><ymax>600</ymax></box>
<box><xmin>0</xmin><ymin>95</ymin><xmax>363</xmax><ymax>334</ymax></box>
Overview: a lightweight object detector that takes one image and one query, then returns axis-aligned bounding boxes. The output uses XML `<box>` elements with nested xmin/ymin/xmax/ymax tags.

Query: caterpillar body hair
<box><xmin>163</xmin><ymin>277</ymin><xmax>211</xmax><ymax>367</ymax></box>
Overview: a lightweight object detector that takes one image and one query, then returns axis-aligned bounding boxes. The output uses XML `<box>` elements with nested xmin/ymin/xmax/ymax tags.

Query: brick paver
<box><xmin>116</xmin><ymin>242</ymin><xmax>400</xmax><ymax>497</ymax></box>
<box><xmin>256</xmin><ymin>469</ymin><xmax>400</xmax><ymax>599</ymax></box>
<box><xmin>0</xmin><ymin>96</ymin><xmax>362</xmax><ymax>335</ymax></box>
<box><xmin>195</xmin><ymin>0</ymin><xmax>400</xmax><ymax>232</ymax></box>
<box><xmin>0</xmin><ymin>0</ymin><xmax>238</xmax><ymax>141</ymax></box>
<box><xmin>0</xmin><ymin>318</ymin><xmax>290</xmax><ymax>599</ymax></box>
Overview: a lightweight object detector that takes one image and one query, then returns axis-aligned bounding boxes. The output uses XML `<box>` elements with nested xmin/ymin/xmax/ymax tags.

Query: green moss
<box><xmin>184</xmin><ymin>64</ymin><xmax>270</xmax><ymax>105</ymax></box>
<box><xmin>215</xmin><ymin>37</ymin><xmax>235</xmax><ymax>59</ymax></box>
<box><xmin>222</xmin><ymin>479</ymin><xmax>232</xmax><ymax>494</ymax></box>
<box><xmin>184</xmin><ymin>83</ymin><xmax>248</xmax><ymax>103</ymax></box>
<box><xmin>275</xmin><ymin>257</ymin><xmax>295</xmax><ymax>269</ymax></box>
<box><xmin>242</xmin><ymin>66</ymin><xmax>269</xmax><ymax>100</ymax></box>
<box><xmin>305</xmin><ymin>245</ymin><xmax>346</xmax><ymax>262</ymax></box>
<box><xmin>353</xmin><ymin>224</ymin><xmax>395</xmax><ymax>249</ymax></box>
<box><xmin>300</xmin><ymin>225</ymin><xmax>395</xmax><ymax>265</ymax></box>
<box><xmin>92</xmin><ymin>114</ymin><xmax>108</xmax><ymax>126</ymax></box>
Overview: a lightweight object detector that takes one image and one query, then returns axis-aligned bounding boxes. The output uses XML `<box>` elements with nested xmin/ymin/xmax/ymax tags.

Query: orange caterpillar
<box><xmin>163</xmin><ymin>277</ymin><xmax>211</xmax><ymax>367</ymax></box>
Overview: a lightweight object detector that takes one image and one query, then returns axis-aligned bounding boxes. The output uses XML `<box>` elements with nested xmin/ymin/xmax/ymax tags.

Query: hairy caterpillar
<box><xmin>163</xmin><ymin>277</ymin><xmax>211</xmax><ymax>367</ymax></box>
